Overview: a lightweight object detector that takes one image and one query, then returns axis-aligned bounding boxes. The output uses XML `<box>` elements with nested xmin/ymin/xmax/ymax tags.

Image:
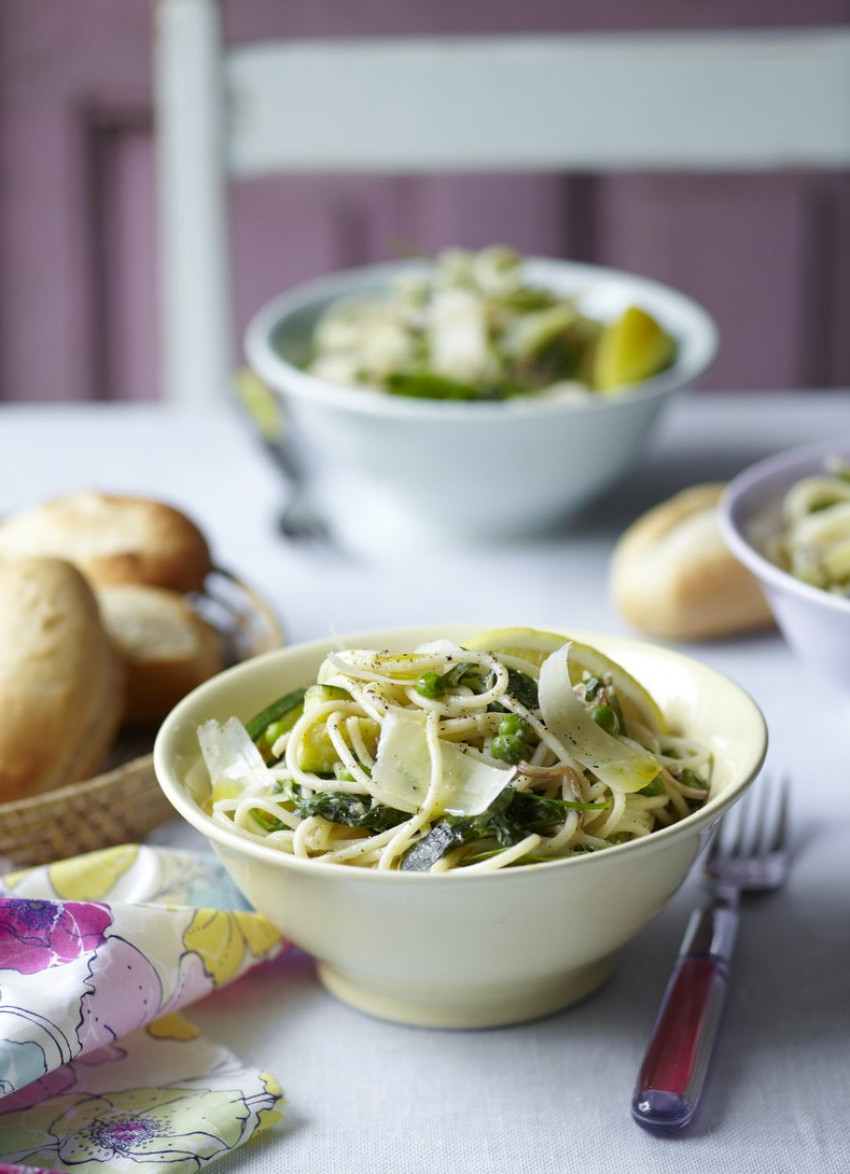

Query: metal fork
<box><xmin>631</xmin><ymin>776</ymin><xmax>790</xmax><ymax>1134</ymax></box>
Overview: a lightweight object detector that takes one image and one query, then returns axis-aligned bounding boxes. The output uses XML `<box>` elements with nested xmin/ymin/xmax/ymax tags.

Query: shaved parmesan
<box><xmin>414</xmin><ymin>638</ymin><xmax>464</xmax><ymax>656</ymax></box>
<box><xmin>198</xmin><ymin>717</ymin><xmax>276</xmax><ymax>799</ymax></box>
<box><xmin>538</xmin><ymin>644</ymin><xmax>659</xmax><ymax>793</ymax></box>
<box><xmin>427</xmin><ymin>289</ymin><xmax>491</xmax><ymax>383</ymax></box>
<box><xmin>370</xmin><ymin>711</ymin><xmax>514</xmax><ymax>817</ymax></box>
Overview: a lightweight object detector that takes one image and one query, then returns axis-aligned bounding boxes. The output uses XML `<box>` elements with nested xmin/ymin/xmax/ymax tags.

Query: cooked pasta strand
<box><xmin>202</xmin><ymin>635</ymin><xmax>712</xmax><ymax>871</ymax></box>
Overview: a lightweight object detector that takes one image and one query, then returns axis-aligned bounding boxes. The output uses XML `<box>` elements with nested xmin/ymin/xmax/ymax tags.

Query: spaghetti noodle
<box><xmin>198</xmin><ymin>635</ymin><xmax>712</xmax><ymax>872</ymax></box>
<box><xmin>768</xmin><ymin>456</ymin><xmax>850</xmax><ymax>597</ymax></box>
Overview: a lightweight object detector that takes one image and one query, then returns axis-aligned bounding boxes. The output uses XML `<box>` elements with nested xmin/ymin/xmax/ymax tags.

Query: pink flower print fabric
<box><xmin>0</xmin><ymin>901</ymin><xmax>112</xmax><ymax>974</ymax></box>
<box><xmin>0</xmin><ymin>845</ymin><xmax>286</xmax><ymax>1173</ymax></box>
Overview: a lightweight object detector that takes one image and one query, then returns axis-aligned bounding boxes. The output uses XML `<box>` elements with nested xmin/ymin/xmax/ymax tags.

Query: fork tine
<box><xmin>722</xmin><ymin>784</ymin><xmax>759</xmax><ymax>858</ymax></box>
<box><xmin>705</xmin><ymin>772</ymin><xmax>790</xmax><ymax>893</ymax></box>
<box><xmin>708</xmin><ymin>772</ymin><xmax>787</xmax><ymax>862</ymax></box>
<box><xmin>767</xmin><ymin>775</ymin><xmax>790</xmax><ymax>853</ymax></box>
<box><xmin>748</xmin><ymin>774</ymin><xmax>789</xmax><ymax>856</ymax></box>
<box><xmin>749</xmin><ymin>776</ymin><xmax>775</xmax><ymax>856</ymax></box>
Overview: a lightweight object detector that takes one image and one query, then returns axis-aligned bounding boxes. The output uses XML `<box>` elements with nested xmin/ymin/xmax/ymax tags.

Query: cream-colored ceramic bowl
<box><xmin>153</xmin><ymin>625</ymin><xmax>766</xmax><ymax>1029</ymax></box>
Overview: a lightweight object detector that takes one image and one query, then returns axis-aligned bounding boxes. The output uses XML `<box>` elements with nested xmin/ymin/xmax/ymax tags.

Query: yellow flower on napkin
<box><xmin>48</xmin><ymin>843</ymin><xmax>139</xmax><ymax>899</ymax></box>
<box><xmin>147</xmin><ymin>1013</ymin><xmax>200</xmax><ymax>1041</ymax></box>
<box><xmin>183</xmin><ymin>907</ymin><xmax>282</xmax><ymax>987</ymax></box>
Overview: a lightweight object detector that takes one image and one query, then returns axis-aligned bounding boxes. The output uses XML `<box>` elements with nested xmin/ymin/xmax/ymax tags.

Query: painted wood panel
<box><xmin>1</xmin><ymin>0</ymin><xmax>849</xmax><ymax>402</ymax></box>
<box><xmin>0</xmin><ymin>0</ymin><xmax>153</xmax><ymax>403</ymax></box>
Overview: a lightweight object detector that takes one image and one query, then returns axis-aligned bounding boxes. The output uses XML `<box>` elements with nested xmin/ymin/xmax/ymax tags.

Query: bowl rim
<box><xmin>153</xmin><ymin>624</ymin><xmax>767</xmax><ymax>886</ymax></box>
<box><xmin>719</xmin><ymin>437</ymin><xmax>850</xmax><ymax>617</ymax></box>
<box><xmin>243</xmin><ymin>256</ymin><xmax>719</xmax><ymax>423</ymax></box>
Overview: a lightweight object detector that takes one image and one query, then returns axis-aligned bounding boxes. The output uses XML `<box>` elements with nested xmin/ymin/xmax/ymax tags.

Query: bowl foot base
<box><xmin>316</xmin><ymin>956</ymin><xmax>615</xmax><ymax>1029</ymax></box>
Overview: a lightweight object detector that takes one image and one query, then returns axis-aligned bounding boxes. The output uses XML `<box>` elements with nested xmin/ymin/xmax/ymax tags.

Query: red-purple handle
<box><xmin>632</xmin><ymin>904</ymin><xmax>737</xmax><ymax>1133</ymax></box>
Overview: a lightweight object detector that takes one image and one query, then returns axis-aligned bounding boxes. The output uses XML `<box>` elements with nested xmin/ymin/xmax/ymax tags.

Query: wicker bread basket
<box><xmin>0</xmin><ymin>568</ymin><xmax>283</xmax><ymax>870</ymax></box>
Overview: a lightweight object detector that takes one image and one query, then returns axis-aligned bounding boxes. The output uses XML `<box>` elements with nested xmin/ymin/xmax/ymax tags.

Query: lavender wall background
<box><xmin>1</xmin><ymin>1</ymin><xmax>849</xmax><ymax>403</ymax></box>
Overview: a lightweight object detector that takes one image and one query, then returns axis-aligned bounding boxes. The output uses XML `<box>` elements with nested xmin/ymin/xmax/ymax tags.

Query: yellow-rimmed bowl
<box><xmin>154</xmin><ymin>624</ymin><xmax>766</xmax><ymax>1028</ymax></box>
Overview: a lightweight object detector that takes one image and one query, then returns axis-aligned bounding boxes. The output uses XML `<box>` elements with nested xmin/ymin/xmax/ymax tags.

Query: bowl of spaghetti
<box><xmin>154</xmin><ymin>624</ymin><xmax>766</xmax><ymax>1028</ymax></box>
<box><xmin>244</xmin><ymin>248</ymin><xmax>717</xmax><ymax>551</ymax></box>
<box><xmin>720</xmin><ymin>439</ymin><xmax>850</xmax><ymax>690</ymax></box>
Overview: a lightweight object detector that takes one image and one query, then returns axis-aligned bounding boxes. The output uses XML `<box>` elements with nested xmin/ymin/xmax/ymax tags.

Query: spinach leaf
<box><xmin>400</xmin><ymin>822</ymin><xmax>468</xmax><ymax>871</ymax></box>
<box><xmin>506</xmin><ymin>790</ymin><xmax>607</xmax><ymax>832</ymax></box>
<box><xmin>488</xmin><ymin>667</ymin><xmax>539</xmax><ymax>712</ymax></box>
<box><xmin>506</xmin><ymin>668</ymin><xmax>539</xmax><ymax>709</ymax></box>
<box><xmin>448</xmin><ymin>661</ymin><xmax>490</xmax><ymax>690</ymax></box>
<box><xmin>400</xmin><ymin>784</ymin><xmax>609</xmax><ymax>871</ymax></box>
<box><xmin>292</xmin><ymin>787</ymin><xmax>409</xmax><ymax>832</ymax></box>
<box><xmin>386</xmin><ymin>371</ymin><xmax>481</xmax><ymax>401</ymax></box>
<box><xmin>399</xmin><ymin>786</ymin><xmax>515</xmax><ymax>871</ymax></box>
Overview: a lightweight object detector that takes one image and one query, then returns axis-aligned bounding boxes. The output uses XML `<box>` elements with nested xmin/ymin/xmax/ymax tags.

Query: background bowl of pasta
<box><xmin>244</xmin><ymin>248</ymin><xmax>717</xmax><ymax>551</ymax></box>
<box><xmin>720</xmin><ymin>438</ymin><xmax>850</xmax><ymax>691</ymax></box>
<box><xmin>154</xmin><ymin>624</ymin><xmax>765</xmax><ymax>1029</ymax></box>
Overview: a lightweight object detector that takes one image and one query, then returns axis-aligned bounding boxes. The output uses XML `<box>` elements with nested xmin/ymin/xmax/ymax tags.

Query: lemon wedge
<box><xmin>465</xmin><ymin>627</ymin><xmax>569</xmax><ymax>668</ymax></box>
<box><xmin>464</xmin><ymin>626</ymin><xmax>667</xmax><ymax>735</ymax></box>
<box><xmin>593</xmin><ymin>306</ymin><xmax>676</xmax><ymax>395</ymax></box>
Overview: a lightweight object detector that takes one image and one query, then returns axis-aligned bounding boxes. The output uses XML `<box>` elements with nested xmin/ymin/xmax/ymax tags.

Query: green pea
<box><xmin>640</xmin><ymin>775</ymin><xmax>666</xmax><ymax>796</ymax></box>
<box><xmin>681</xmin><ymin>768</ymin><xmax>708</xmax><ymax>791</ymax></box>
<box><xmin>589</xmin><ymin>703</ymin><xmax>620</xmax><ymax>735</ymax></box>
<box><xmin>490</xmin><ymin>733</ymin><xmax>527</xmax><ymax>764</ymax></box>
<box><xmin>609</xmin><ymin>832</ymin><xmax>634</xmax><ymax>845</ymax></box>
<box><xmin>497</xmin><ymin>713</ymin><xmax>531</xmax><ymax>740</ymax></box>
<box><xmin>415</xmin><ymin>671</ymin><xmax>445</xmax><ymax>699</ymax></box>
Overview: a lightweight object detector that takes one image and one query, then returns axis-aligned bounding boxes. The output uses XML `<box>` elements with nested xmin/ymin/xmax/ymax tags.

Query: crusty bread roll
<box><xmin>97</xmin><ymin>584</ymin><xmax>224</xmax><ymax>725</ymax></box>
<box><xmin>0</xmin><ymin>490</ymin><xmax>212</xmax><ymax>592</ymax></box>
<box><xmin>0</xmin><ymin>557</ymin><xmax>124</xmax><ymax>803</ymax></box>
<box><xmin>610</xmin><ymin>483</ymin><xmax>775</xmax><ymax>642</ymax></box>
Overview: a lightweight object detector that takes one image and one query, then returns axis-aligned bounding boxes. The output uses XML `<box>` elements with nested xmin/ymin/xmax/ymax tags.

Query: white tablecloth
<box><xmin>3</xmin><ymin>391</ymin><xmax>850</xmax><ymax>1173</ymax></box>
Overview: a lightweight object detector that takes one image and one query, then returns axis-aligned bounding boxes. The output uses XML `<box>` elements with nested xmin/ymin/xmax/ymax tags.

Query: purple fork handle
<box><xmin>631</xmin><ymin>903</ymin><xmax>738</xmax><ymax>1133</ymax></box>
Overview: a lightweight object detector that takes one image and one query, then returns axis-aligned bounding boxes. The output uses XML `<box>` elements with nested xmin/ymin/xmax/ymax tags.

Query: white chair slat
<box><xmin>227</xmin><ymin>29</ymin><xmax>850</xmax><ymax>175</ymax></box>
<box><xmin>154</xmin><ymin>0</ymin><xmax>850</xmax><ymax>404</ymax></box>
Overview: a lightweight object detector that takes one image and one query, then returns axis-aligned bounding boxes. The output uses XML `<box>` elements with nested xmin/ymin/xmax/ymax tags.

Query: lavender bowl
<box><xmin>718</xmin><ymin>439</ymin><xmax>850</xmax><ymax>690</ymax></box>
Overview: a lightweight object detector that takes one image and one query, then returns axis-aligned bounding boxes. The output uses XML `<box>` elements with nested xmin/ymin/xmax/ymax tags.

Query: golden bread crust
<box><xmin>0</xmin><ymin>557</ymin><xmax>125</xmax><ymax>802</ymax></box>
<box><xmin>610</xmin><ymin>483</ymin><xmax>775</xmax><ymax>641</ymax></box>
<box><xmin>0</xmin><ymin>490</ymin><xmax>212</xmax><ymax>592</ymax></box>
<box><xmin>97</xmin><ymin>584</ymin><xmax>224</xmax><ymax>724</ymax></box>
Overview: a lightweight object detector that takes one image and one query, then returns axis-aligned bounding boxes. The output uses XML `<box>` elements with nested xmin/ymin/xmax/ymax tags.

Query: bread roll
<box><xmin>97</xmin><ymin>585</ymin><xmax>224</xmax><ymax>724</ymax></box>
<box><xmin>0</xmin><ymin>557</ymin><xmax>124</xmax><ymax>803</ymax></box>
<box><xmin>610</xmin><ymin>483</ymin><xmax>775</xmax><ymax>641</ymax></box>
<box><xmin>0</xmin><ymin>490</ymin><xmax>212</xmax><ymax>592</ymax></box>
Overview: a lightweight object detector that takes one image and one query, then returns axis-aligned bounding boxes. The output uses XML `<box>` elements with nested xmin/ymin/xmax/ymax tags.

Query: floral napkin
<box><xmin>0</xmin><ymin>844</ymin><xmax>287</xmax><ymax>1173</ymax></box>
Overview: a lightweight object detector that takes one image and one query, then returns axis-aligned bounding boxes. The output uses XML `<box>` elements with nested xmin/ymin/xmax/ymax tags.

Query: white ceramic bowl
<box><xmin>244</xmin><ymin>259</ymin><xmax>717</xmax><ymax>551</ymax></box>
<box><xmin>153</xmin><ymin>624</ymin><xmax>766</xmax><ymax>1029</ymax></box>
<box><xmin>719</xmin><ymin>439</ymin><xmax>850</xmax><ymax>691</ymax></box>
